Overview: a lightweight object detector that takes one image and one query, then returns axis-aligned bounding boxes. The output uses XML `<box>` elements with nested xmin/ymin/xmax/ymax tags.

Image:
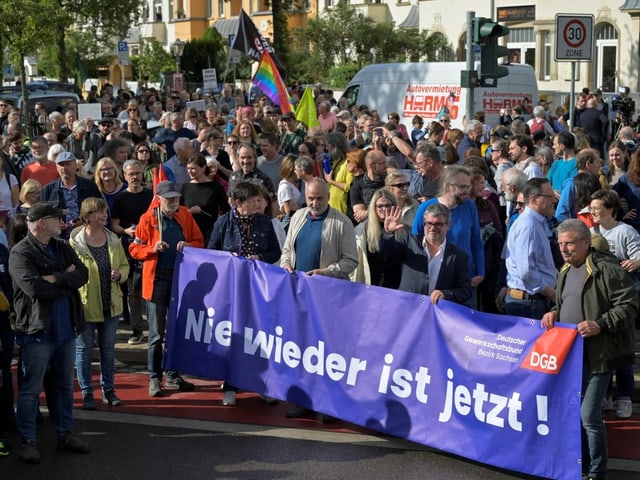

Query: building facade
<box><xmin>131</xmin><ymin>0</ymin><xmax>640</xmax><ymax>99</ymax></box>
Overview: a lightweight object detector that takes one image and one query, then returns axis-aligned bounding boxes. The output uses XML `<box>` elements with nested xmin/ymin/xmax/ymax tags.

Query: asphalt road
<box><xmin>2</xmin><ymin>410</ymin><xmax>639</xmax><ymax>480</ymax></box>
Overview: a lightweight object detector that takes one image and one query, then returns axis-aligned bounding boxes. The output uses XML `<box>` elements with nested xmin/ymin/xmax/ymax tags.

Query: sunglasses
<box><xmin>390</xmin><ymin>182</ymin><xmax>410</xmax><ymax>189</ymax></box>
<box><xmin>137</xmin><ymin>149</ymin><xmax>150</xmax><ymax>154</ymax></box>
<box><xmin>227</xmin><ymin>141</ymin><xmax>239</xmax><ymax>145</ymax></box>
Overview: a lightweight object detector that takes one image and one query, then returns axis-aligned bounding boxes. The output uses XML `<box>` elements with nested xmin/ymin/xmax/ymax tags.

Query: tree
<box><xmin>0</xmin><ymin>0</ymin><xmax>62</xmax><ymax>118</ymax></box>
<box><xmin>134</xmin><ymin>39</ymin><xmax>174</xmax><ymax>83</ymax></box>
<box><xmin>53</xmin><ymin>0</ymin><xmax>145</xmax><ymax>81</ymax></box>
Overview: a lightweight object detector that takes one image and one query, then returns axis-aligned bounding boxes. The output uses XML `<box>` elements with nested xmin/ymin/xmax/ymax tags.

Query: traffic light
<box><xmin>473</xmin><ymin>17</ymin><xmax>510</xmax><ymax>87</ymax></box>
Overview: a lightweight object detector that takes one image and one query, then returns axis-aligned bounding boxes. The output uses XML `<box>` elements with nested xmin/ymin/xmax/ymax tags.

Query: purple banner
<box><xmin>165</xmin><ymin>248</ymin><xmax>582</xmax><ymax>480</ymax></box>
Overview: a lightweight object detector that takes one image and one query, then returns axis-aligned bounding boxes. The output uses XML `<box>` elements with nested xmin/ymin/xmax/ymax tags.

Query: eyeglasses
<box><xmin>137</xmin><ymin>149</ymin><xmax>150</xmax><ymax>154</ymax></box>
<box><xmin>227</xmin><ymin>141</ymin><xmax>239</xmax><ymax>145</ymax></box>
<box><xmin>425</xmin><ymin>221</ymin><xmax>446</xmax><ymax>229</ymax></box>
<box><xmin>99</xmin><ymin>167</ymin><xmax>115</xmax><ymax>173</ymax></box>
<box><xmin>451</xmin><ymin>183</ymin><xmax>471</xmax><ymax>191</ymax></box>
<box><xmin>375</xmin><ymin>203</ymin><xmax>394</xmax><ymax>210</ymax></box>
<box><xmin>441</xmin><ymin>119</ymin><xmax>450</xmax><ymax>123</ymax></box>
<box><xmin>390</xmin><ymin>182</ymin><xmax>410</xmax><ymax>189</ymax></box>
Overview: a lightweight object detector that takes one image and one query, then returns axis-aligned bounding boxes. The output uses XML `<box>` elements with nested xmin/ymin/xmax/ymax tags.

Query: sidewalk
<box><xmin>111</xmin><ymin>326</ymin><xmax>640</xmax><ymax>399</ymax></box>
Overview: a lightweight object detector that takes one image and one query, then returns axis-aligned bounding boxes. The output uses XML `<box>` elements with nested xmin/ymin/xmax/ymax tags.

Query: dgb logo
<box><xmin>521</xmin><ymin>328</ymin><xmax>578</xmax><ymax>375</ymax></box>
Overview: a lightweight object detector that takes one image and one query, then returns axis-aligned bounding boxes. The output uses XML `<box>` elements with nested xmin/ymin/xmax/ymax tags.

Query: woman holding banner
<box><xmin>208</xmin><ymin>181</ymin><xmax>281</xmax><ymax>406</ymax></box>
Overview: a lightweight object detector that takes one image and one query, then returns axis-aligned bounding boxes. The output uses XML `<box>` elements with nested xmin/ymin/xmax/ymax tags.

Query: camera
<box><xmin>612</xmin><ymin>96</ymin><xmax>635</xmax><ymax>123</ymax></box>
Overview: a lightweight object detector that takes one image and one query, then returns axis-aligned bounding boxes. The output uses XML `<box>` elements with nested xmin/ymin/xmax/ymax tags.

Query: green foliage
<box><xmin>288</xmin><ymin>0</ymin><xmax>456</xmax><ymax>84</ymax></box>
<box><xmin>180</xmin><ymin>37</ymin><xmax>227</xmax><ymax>83</ymax></box>
<box><xmin>328</xmin><ymin>64</ymin><xmax>361</xmax><ymax>88</ymax></box>
<box><xmin>136</xmin><ymin>39</ymin><xmax>175</xmax><ymax>83</ymax></box>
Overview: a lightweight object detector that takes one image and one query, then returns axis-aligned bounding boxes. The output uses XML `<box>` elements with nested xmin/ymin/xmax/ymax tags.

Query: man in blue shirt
<box><xmin>500</xmin><ymin>178</ymin><xmax>557</xmax><ymax>319</ymax></box>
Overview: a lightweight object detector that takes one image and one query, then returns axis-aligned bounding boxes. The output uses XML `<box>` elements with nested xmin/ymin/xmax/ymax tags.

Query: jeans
<box><xmin>581</xmin><ymin>366</ymin><xmax>612</xmax><ymax>478</ymax></box>
<box><xmin>147</xmin><ymin>274</ymin><xmax>177</xmax><ymax>380</ymax></box>
<box><xmin>504</xmin><ymin>295</ymin><xmax>549</xmax><ymax>320</ymax></box>
<box><xmin>613</xmin><ymin>364</ymin><xmax>635</xmax><ymax>400</ymax></box>
<box><xmin>75</xmin><ymin>316</ymin><xmax>119</xmax><ymax>395</ymax></box>
<box><xmin>17</xmin><ymin>338</ymin><xmax>75</xmax><ymax>442</ymax></box>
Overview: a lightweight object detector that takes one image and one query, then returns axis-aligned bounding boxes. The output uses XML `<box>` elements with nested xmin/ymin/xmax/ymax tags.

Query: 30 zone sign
<box><xmin>555</xmin><ymin>14</ymin><xmax>594</xmax><ymax>61</ymax></box>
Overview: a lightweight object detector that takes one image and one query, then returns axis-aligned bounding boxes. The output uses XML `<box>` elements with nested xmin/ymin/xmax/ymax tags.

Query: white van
<box><xmin>340</xmin><ymin>62</ymin><xmax>539</xmax><ymax>131</ymax></box>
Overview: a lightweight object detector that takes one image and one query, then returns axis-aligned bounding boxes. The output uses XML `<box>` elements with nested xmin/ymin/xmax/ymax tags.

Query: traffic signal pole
<box><xmin>465</xmin><ymin>11</ymin><xmax>475</xmax><ymax>126</ymax></box>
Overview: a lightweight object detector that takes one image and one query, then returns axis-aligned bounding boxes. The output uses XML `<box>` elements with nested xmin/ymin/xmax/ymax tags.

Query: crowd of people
<box><xmin>0</xmin><ymin>82</ymin><xmax>636</xmax><ymax>479</ymax></box>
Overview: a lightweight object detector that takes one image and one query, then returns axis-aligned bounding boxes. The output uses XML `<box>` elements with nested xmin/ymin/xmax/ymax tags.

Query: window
<box><xmin>218</xmin><ymin>0</ymin><xmax>224</xmax><ymax>16</ymax></box>
<box><xmin>507</xmin><ymin>28</ymin><xmax>535</xmax><ymax>68</ymax></box>
<box><xmin>542</xmin><ymin>31</ymin><xmax>551</xmax><ymax>80</ymax></box>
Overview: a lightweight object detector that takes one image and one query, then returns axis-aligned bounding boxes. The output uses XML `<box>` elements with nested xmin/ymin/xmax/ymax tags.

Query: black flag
<box><xmin>231</xmin><ymin>9</ymin><xmax>286</xmax><ymax>78</ymax></box>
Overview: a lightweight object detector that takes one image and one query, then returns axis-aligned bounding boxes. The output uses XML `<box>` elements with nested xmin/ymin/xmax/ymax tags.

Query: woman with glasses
<box><xmin>133</xmin><ymin>142</ymin><xmax>160</xmax><ymax>188</ymax></box>
<box><xmin>385</xmin><ymin>172</ymin><xmax>418</xmax><ymax>227</ymax></box>
<box><xmin>351</xmin><ymin>189</ymin><xmax>401</xmax><ymax>288</ymax></box>
<box><xmin>183</xmin><ymin>107</ymin><xmax>199</xmax><ymax>131</ymax></box>
<box><xmin>225</xmin><ymin>134</ymin><xmax>241</xmax><ymax>171</ymax></box>
<box><xmin>94</xmin><ymin>157</ymin><xmax>126</xmax><ymax>215</ymax></box>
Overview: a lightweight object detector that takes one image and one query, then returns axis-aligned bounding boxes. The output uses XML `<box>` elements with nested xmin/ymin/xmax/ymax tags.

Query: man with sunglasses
<box><xmin>382</xmin><ymin>202</ymin><xmax>471</xmax><ymax>305</ymax></box>
<box><xmin>498</xmin><ymin>177</ymin><xmax>557</xmax><ymax>318</ymax></box>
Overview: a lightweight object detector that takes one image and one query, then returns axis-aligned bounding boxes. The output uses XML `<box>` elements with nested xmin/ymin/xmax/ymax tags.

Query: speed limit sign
<box><xmin>555</xmin><ymin>14</ymin><xmax>594</xmax><ymax>61</ymax></box>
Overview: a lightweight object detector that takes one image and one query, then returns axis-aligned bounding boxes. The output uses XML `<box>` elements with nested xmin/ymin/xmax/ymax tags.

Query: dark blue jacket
<box><xmin>208</xmin><ymin>210</ymin><xmax>281</xmax><ymax>264</ymax></box>
<box><xmin>381</xmin><ymin>228</ymin><xmax>472</xmax><ymax>305</ymax></box>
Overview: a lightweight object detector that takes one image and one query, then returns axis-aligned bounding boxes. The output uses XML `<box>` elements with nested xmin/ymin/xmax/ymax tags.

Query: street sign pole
<box><xmin>555</xmin><ymin>14</ymin><xmax>594</xmax><ymax>129</ymax></box>
<box><xmin>466</xmin><ymin>11</ymin><xmax>475</xmax><ymax>125</ymax></box>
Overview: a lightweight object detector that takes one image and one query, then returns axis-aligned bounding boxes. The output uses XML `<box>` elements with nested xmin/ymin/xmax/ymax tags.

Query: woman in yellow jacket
<box><xmin>70</xmin><ymin>197</ymin><xmax>129</xmax><ymax>410</ymax></box>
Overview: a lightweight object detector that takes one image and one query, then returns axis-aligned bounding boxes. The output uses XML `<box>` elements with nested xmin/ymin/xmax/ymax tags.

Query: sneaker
<box><xmin>149</xmin><ymin>378</ymin><xmax>163</xmax><ymax>397</ymax></box>
<box><xmin>128</xmin><ymin>331</ymin><xmax>144</xmax><ymax>345</ymax></box>
<box><xmin>82</xmin><ymin>393</ymin><xmax>97</xmax><ymax>411</ymax></box>
<box><xmin>102</xmin><ymin>390</ymin><xmax>122</xmax><ymax>406</ymax></box>
<box><xmin>616</xmin><ymin>399</ymin><xmax>633</xmax><ymax>419</ymax></box>
<box><xmin>18</xmin><ymin>441</ymin><xmax>40</xmax><ymax>463</ymax></box>
<box><xmin>0</xmin><ymin>439</ymin><xmax>9</xmax><ymax>456</ymax></box>
<box><xmin>56</xmin><ymin>432</ymin><xmax>90</xmax><ymax>453</ymax></box>
<box><xmin>165</xmin><ymin>375</ymin><xmax>195</xmax><ymax>392</ymax></box>
<box><xmin>222</xmin><ymin>391</ymin><xmax>237</xmax><ymax>406</ymax></box>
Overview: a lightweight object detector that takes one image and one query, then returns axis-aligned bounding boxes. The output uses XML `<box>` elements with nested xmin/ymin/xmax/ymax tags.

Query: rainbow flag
<box><xmin>252</xmin><ymin>51</ymin><xmax>292</xmax><ymax>113</ymax></box>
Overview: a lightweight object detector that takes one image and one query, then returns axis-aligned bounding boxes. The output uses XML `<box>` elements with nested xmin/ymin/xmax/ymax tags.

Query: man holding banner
<box><xmin>130</xmin><ymin>181</ymin><xmax>204</xmax><ymax>397</ymax></box>
<box><xmin>542</xmin><ymin>219</ymin><xmax>637</xmax><ymax>480</ymax></box>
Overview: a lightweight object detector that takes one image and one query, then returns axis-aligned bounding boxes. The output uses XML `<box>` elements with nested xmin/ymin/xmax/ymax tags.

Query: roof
<box><xmin>620</xmin><ymin>1</ymin><xmax>640</xmax><ymax>10</ymax></box>
<box><xmin>214</xmin><ymin>18</ymin><xmax>239</xmax><ymax>38</ymax></box>
<box><xmin>398</xmin><ymin>5</ymin><xmax>419</xmax><ymax>29</ymax></box>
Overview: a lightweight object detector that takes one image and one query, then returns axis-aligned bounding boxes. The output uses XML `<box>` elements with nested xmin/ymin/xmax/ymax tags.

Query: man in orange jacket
<box><xmin>130</xmin><ymin>181</ymin><xmax>204</xmax><ymax>397</ymax></box>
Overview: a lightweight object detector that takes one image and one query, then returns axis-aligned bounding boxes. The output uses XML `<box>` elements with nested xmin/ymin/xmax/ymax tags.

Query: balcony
<box><xmin>140</xmin><ymin>22</ymin><xmax>167</xmax><ymax>43</ymax></box>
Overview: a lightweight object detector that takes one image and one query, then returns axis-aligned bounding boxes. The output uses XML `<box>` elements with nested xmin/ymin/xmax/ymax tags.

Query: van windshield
<box><xmin>342</xmin><ymin>85</ymin><xmax>360</xmax><ymax>108</ymax></box>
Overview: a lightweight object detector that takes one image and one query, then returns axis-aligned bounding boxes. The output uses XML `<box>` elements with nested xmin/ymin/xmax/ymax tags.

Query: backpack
<box><xmin>528</xmin><ymin>118</ymin><xmax>546</xmax><ymax>135</ymax></box>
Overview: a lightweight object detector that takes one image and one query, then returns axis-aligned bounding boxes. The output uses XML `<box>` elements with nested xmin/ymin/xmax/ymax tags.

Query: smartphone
<box><xmin>375</xmin><ymin>128</ymin><xmax>383</xmax><ymax>137</ymax></box>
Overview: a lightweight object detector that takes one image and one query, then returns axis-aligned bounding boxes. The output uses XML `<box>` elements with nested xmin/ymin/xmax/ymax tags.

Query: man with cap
<box><xmin>129</xmin><ymin>181</ymin><xmax>204</xmax><ymax>397</ymax></box>
<box><xmin>9</xmin><ymin>202</ymin><xmax>90</xmax><ymax>463</ymax></box>
<box><xmin>90</xmin><ymin>117</ymin><xmax>116</xmax><ymax>152</ymax></box>
<box><xmin>278</xmin><ymin>112</ymin><xmax>305</xmax><ymax>155</ymax></box>
<box><xmin>40</xmin><ymin>151</ymin><xmax>103</xmax><ymax>239</ymax></box>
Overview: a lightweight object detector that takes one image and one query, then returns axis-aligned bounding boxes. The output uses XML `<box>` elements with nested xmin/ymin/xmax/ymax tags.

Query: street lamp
<box><xmin>171</xmin><ymin>39</ymin><xmax>185</xmax><ymax>73</ymax></box>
